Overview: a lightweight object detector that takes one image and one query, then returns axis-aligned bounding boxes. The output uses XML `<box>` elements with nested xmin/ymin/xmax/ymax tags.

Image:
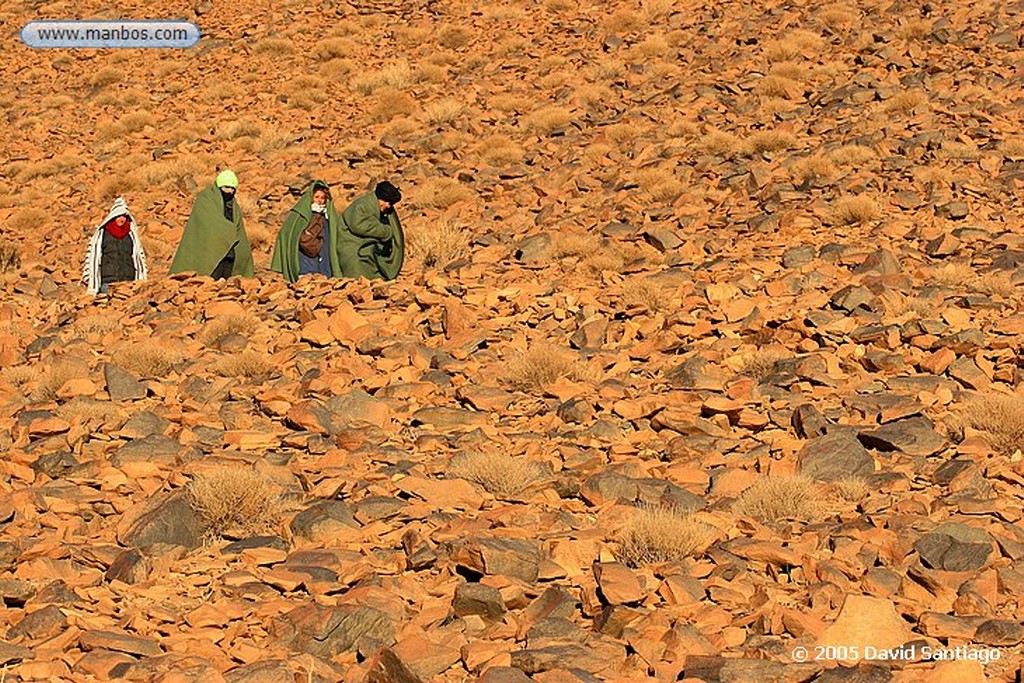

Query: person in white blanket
<box><xmin>82</xmin><ymin>196</ymin><xmax>148</xmax><ymax>295</ymax></box>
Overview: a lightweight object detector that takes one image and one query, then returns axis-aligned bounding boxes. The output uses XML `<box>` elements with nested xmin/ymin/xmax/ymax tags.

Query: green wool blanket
<box><xmin>270</xmin><ymin>180</ymin><xmax>343</xmax><ymax>283</ymax></box>
<box><xmin>170</xmin><ymin>184</ymin><xmax>254</xmax><ymax>277</ymax></box>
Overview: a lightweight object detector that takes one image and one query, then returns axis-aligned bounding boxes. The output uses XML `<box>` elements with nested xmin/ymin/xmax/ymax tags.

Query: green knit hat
<box><xmin>215</xmin><ymin>169</ymin><xmax>238</xmax><ymax>189</ymax></box>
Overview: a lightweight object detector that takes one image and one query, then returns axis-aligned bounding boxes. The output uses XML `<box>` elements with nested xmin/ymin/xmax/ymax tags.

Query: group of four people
<box><xmin>82</xmin><ymin>171</ymin><xmax>405</xmax><ymax>295</ymax></box>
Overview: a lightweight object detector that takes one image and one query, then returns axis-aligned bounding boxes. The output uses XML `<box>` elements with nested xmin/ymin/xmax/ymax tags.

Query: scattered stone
<box><xmin>798</xmin><ymin>431</ymin><xmax>874</xmax><ymax>481</ymax></box>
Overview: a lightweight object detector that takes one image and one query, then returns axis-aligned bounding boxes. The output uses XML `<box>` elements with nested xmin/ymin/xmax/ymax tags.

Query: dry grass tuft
<box><xmin>369</xmin><ymin>87</ymin><xmax>418</xmax><ymax>123</ymax></box>
<box><xmin>351</xmin><ymin>63</ymin><xmax>413</xmax><ymax>95</ymax></box>
<box><xmin>553</xmin><ymin>232</ymin><xmax>602</xmax><ymax>259</ymax></box>
<box><xmin>407</xmin><ymin>218</ymin><xmax>469</xmax><ymax>268</ymax></box>
<box><xmin>755</xmin><ymin>74</ymin><xmax>800</xmax><ymax>99</ymax></box>
<box><xmin>447</xmin><ymin>452</ymin><xmax>546</xmax><ymax>498</ymax></box>
<box><xmin>412</xmin><ymin>177</ymin><xmax>474</xmax><ymax>209</ymax></box>
<box><xmin>790</xmin><ymin>154</ymin><xmax>837</xmax><ymax>186</ymax></box>
<box><xmin>115</xmin><ymin>343</ymin><xmax>184</xmax><ymax>378</ymax></box>
<box><xmin>958</xmin><ymin>393</ymin><xmax>1024</xmax><ymax>455</ymax></box>
<box><xmin>745</xmin><ymin>129</ymin><xmax>798</xmax><ymax>155</ymax></box>
<box><xmin>91</xmin><ymin>67</ymin><xmax>122</xmax><ymax>87</ymax></box>
<box><xmin>217</xmin><ymin>120</ymin><xmax>264</xmax><ymax>141</ymax></box>
<box><xmin>31</xmin><ymin>361</ymin><xmax>87</xmax><ymax>402</ymax></box>
<box><xmin>937</xmin><ymin>140</ymin><xmax>980</xmax><ymax>161</ymax></box>
<box><xmin>1</xmin><ymin>365</ymin><xmax>35</xmax><ymax>391</ymax></box>
<box><xmin>55</xmin><ymin>397</ymin><xmax>118</xmax><ymax>423</ymax></box>
<box><xmin>734</xmin><ymin>475</ymin><xmax>829</xmax><ymax>522</ymax></box>
<box><xmin>422</xmin><ymin>98</ymin><xmax>465</xmax><ymax>126</ymax></box>
<box><xmin>74</xmin><ymin>315</ymin><xmax>120</xmax><ymax>336</ymax></box>
<box><xmin>622</xmin><ymin>277</ymin><xmax>667</xmax><ymax>313</ymax></box>
<box><xmin>830</xmin><ymin>195</ymin><xmax>881</xmax><ymax>225</ymax></box>
<box><xmin>616</xmin><ymin>506</ymin><xmax>714</xmax><ymax>567</ymax></box>
<box><xmin>738</xmin><ymin>347</ymin><xmax>791</xmax><ymax>380</ymax></box>
<box><xmin>8</xmin><ymin>208</ymin><xmax>51</xmax><ymax>232</ymax></box>
<box><xmin>521</xmin><ymin>106</ymin><xmax>572</xmax><ymax>136</ymax></box>
<box><xmin>699</xmin><ymin>129</ymin><xmax>744</xmax><ymax>158</ymax></box>
<box><xmin>883</xmin><ymin>89</ymin><xmax>928</xmax><ymax>115</ymax></box>
<box><xmin>312</xmin><ymin>37</ymin><xmax>350</xmax><ymax>61</ymax></box>
<box><xmin>439</xmin><ymin>26</ymin><xmax>472</xmax><ymax>49</ymax></box>
<box><xmin>828</xmin><ymin>477</ymin><xmax>870</xmax><ymax>503</ymax></box>
<box><xmin>15</xmin><ymin>154</ymin><xmax>83</xmax><ymax>183</ymax></box>
<box><xmin>928</xmin><ymin>264</ymin><xmax>1016</xmax><ymax>297</ymax></box>
<box><xmin>252</xmin><ymin>37</ymin><xmax>294</xmax><ymax>56</ymax></box>
<box><xmin>475</xmin><ymin>134</ymin><xmax>525</xmax><ymax>166</ymax></box>
<box><xmin>187</xmin><ymin>466</ymin><xmax>284</xmax><ymax>539</ymax></box>
<box><xmin>0</xmin><ymin>240</ymin><xmax>21</xmax><ymax>272</ymax></box>
<box><xmin>604</xmin><ymin>8</ymin><xmax>643</xmax><ymax>33</ymax></box>
<box><xmin>635</xmin><ymin>166</ymin><xmax>685</xmax><ymax>202</ymax></box>
<box><xmin>505</xmin><ymin>344</ymin><xmax>592</xmax><ymax>391</ymax></box>
<box><xmin>214</xmin><ymin>352</ymin><xmax>277</xmax><ymax>380</ymax></box>
<box><xmin>200</xmin><ymin>314</ymin><xmax>258</xmax><ymax>346</ymax></box>
<box><xmin>819</xmin><ymin>6</ymin><xmax>858</xmax><ymax>28</ymax></box>
<box><xmin>999</xmin><ymin>138</ymin><xmax>1024</xmax><ymax>160</ymax></box>
<box><xmin>830</xmin><ymin>144</ymin><xmax>877</xmax><ymax>166</ymax></box>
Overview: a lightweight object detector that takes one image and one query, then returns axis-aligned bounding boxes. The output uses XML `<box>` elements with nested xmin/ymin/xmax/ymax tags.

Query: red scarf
<box><xmin>104</xmin><ymin>217</ymin><xmax>131</xmax><ymax>239</ymax></box>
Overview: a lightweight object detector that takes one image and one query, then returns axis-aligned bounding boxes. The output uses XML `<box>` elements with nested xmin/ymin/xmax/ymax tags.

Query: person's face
<box><xmin>114</xmin><ymin>215</ymin><xmax>128</xmax><ymax>227</ymax></box>
<box><xmin>378</xmin><ymin>199</ymin><xmax>392</xmax><ymax>213</ymax></box>
<box><xmin>313</xmin><ymin>189</ymin><xmax>327</xmax><ymax>205</ymax></box>
<box><xmin>221</xmin><ymin>186</ymin><xmax>236</xmax><ymax>197</ymax></box>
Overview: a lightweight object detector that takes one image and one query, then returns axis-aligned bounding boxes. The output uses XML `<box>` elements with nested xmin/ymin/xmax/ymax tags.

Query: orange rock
<box><xmin>594</xmin><ymin>562</ymin><xmax>644</xmax><ymax>605</ymax></box>
<box><xmin>815</xmin><ymin>595</ymin><xmax>914</xmax><ymax>664</ymax></box>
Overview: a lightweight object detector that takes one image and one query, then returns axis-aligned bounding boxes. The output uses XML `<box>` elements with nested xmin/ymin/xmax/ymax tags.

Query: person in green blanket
<box><xmin>269</xmin><ymin>180</ymin><xmax>343</xmax><ymax>282</ymax></box>
<box><xmin>337</xmin><ymin>181</ymin><xmax>405</xmax><ymax>280</ymax></box>
<box><xmin>169</xmin><ymin>170</ymin><xmax>254</xmax><ymax>279</ymax></box>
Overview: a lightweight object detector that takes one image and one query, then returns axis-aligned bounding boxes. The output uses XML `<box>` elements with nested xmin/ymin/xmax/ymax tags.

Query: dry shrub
<box><xmin>830</xmin><ymin>144</ymin><xmax>876</xmax><ymax>166</ymax></box>
<box><xmin>769</xmin><ymin>61</ymin><xmax>809</xmax><ymax>81</ymax></box>
<box><xmin>186</xmin><ymin>466</ymin><xmax>284</xmax><ymax>539</ymax></box>
<box><xmin>8</xmin><ymin>208</ymin><xmax>51</xmax><ymax>232</ymax></box>
<box><xmin>959</xmin><ymin>393</ymin><xmax>1024</xmax><ymax>455</ymax></box>
<box><xmin>582</xmin><ymin>250</ymin><xmax>627</xmax><ymax>275</ymax></box>
<box><xmin>604</xmin><ymin>122</ymin><xmax>638</xmax><ymax>144</ymax></box>
<box><xmin>505</xmin><ymin>344</ymin><xmax>592</xmax><ymax>391</ymax></box>
<box><xmin>633</xmin><ymin>34</ymin><xmax>671</xmax><ymax>58</ymax></box>
<box><xmin>745</xmin><ymin>130</ymin><xmax>798</xmax><ymax>155</ymax></box>
<box><xmin>95</xmin><ymin>176</ymin><xmax>142</xmax><ymax>203</ymax></box>
<box><xmin>699</xmin><ymin>129</ymin><xmax>743</xmax><ymax>157</ymax></box>
<box><xmin>0</xmin><ymin>240</ymin><xmax>21</xmax><ymax>272</ymax></box>
<box><xmin>667</xmin><ymin>120</ymin><xmax>700</xmax><ymax>138</ymax></box>
<box><xmin>1000</xmin><ymin>138</ymin><xmax>1024</xmax><ymax>160</ymax></box>
<box><xmin>283</xmin><ymin>76</ymin><xmax>329</xmax><ymax>108</ymax></box>
<box><xmin>830</xmin><ymin>195</ymin><xmax>880</xmax><ymax>225</ymax></box>
<box><xmin>422</xmin><ymin>98</ymin><xmax>465</xmax><ymax>125</ymax></box>
<box><xmin>488</xmin><ymin>93</ymin><xmax>531</xmax><ymax>113</ymax></box>
<box><xmin>447</xmin><ymin>452</ymin><xmax>545</xmax><ymax>498</ymax></box>
<box><xmin>734</xmin><ymin>474</ymin><xmax>829</xmax><ymax>522</ymax></box>
<box><xmin>214</xmin><ymin>352</ymin><xmax>276</xmax><ymax>380</ymax></box>
<box><xmin>413</xmin><ymin>177</ymin><xmax>473</xmax><ymax>209</ymax></box>
<box><xmin>475</xmin><ymin>134</ymin><xmax>524</xmax><ymax>166</ymax></box>
<box><xmin>521</xmin><ymin>106</ymin><xmax>572</xmax><ymax>136</ymax></box>
<box><xmin>200</xmin><ymin>314</ymin><xmax>258</xmax><ymax>346</ymax></box>
<box><xmin>407</xmin><ymin>218</ymin><xmax>469</xmax><ymax>268</ymax></box>
<box><xmin>616</xmin><ymin>506</ymin><xmax>713</xmax><ymax>567</ymax></box>
<box><xmin>883</xmin><ymin>89</ymin><xmax>928</xmax><ymax>115</ymax></box>
<box><xmin>136</xmin><ymin>155</ymin><xmax>208</xmax><ymax>187</ymax></box>
<box><xmin>973</xmin><ymin>272</ymin><xmax>1015</xmax><ymax>298</ymax></box>
<box><xmin>574</xmin><ymin>84</ymin><xmax>614</xmax><ymax>109</ymax></box>
<box><xmin>622</xmin><ymin>277</ymin><xmax>666</xmax><ymax>313</ymax></box>
<box><xmin>545</xmin><ymin>0</ymin><xmax>575</xmax><ymax>11</ymax></box>
<box><xmin>413</xmin><ymin>62</ymin><xmax>449</xmax><ymax>84</ymax></box>
<box><xmin>121</xmin><ymin>111</ymin><xmax>154</xmax><ymax>133</ymax></box>
<box><xmin>738</xmin><ymin>347</ymin><xmax>790</xmax><ymax>380</ymax></box>
<box><xmin>115</xmin><ymin>343</ymin><xmax>184</xmax><ymax>378</ymax></box>
<box><xmin>828</xmin><ymin>477</ymin><xmax>870</xmax><ymax>503</ymax></box>
<box><xmin>369</xmin><ymin>87</ymin><xmax>417</xmax><ymax>122</ymax></box>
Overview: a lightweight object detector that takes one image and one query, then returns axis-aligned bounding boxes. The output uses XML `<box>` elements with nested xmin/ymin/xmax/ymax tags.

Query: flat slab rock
<box><xmin>914</xmin><ymin>522</ymin><xmax>993</xmax><ymax>572</ymax></box>
<box><xmin>798</xmin><ymin>431</ymin><xmax>874</xmax><ymax>481</ymax></box>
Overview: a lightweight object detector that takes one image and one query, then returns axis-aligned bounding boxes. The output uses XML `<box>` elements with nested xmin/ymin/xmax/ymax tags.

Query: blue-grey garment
<box><xmin>297</xmin><ymin>216</ymin><xmax>333</xmax><ymax>277</ymax></box>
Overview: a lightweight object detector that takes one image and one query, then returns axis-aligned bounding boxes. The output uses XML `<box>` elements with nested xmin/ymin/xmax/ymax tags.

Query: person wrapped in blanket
<box><xmin>270</xmin><ymin>180</ymin><xmax>344</xmax><ymax>282</ymax></box>
<box><xmin>82</xmin><ymin>196</ymin><xmax>148</xmax><ymax>295</ymax></box>
<box><xmin>337</xmin><ymin>180</ymin><xmax>405</xmax><ymax>280</ymax></box>
<box><xmin>169</xmin><ymin>170</ymin><xmax>254</xmax><ymax>280</ymax></box>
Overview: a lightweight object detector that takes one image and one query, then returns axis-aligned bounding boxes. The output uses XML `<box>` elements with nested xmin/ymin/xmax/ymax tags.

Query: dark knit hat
<box><xmin>374</xmin><ymin>181</ymin><xmax>402</xmax><ymax>204</ymax></box>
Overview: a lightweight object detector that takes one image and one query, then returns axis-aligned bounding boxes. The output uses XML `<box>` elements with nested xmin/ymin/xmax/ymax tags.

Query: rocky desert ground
<box><xmin>0</xmin><ymin>0</ymin><xmax>1023</xmax><ymax>680</ymax></box>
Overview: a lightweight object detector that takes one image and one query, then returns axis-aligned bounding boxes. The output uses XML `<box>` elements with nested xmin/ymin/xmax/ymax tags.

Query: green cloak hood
<box><xmin>170</xmin><ymin>183</ymin><xmax>254</xmax><ymax>277</ymax></box>
<box><xmin>270</xmin><ymin>180</ymin><xmax>343</xmax><ymax>283</ymax></box>
<box><xmin>337</xmin><ymin>191</ymin><xmax>405</xmax><ymax>281</ymax></box>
